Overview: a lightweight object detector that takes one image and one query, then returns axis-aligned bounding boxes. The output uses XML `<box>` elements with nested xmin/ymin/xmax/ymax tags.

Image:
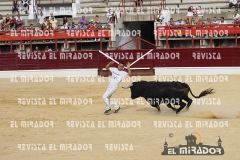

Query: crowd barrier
<box><xmin>1</xmin><ymin>48</ymin><xmax>239</xmax><ymax>75</ymax></box>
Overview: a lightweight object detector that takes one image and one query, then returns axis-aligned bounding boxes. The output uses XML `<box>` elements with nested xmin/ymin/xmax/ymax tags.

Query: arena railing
<box><xmin>116</xmin><ymin>36</ymin><xmax>156</xmax><ymax>50</ymax></box>
<box><xmin>0</xmin><ymin>28</ymin><xmax>111</xmax><ymax>52</ymax></box>
<box><xmin>156</xmin><ymin>23</ymin><xmax>240</xmax><ymax>48</ymax></box>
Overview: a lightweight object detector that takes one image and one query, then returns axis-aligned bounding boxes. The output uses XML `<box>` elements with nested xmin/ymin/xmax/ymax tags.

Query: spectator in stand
<box><xmin>229</xmin><ymin>0</ymin><xmax>238</xmax><ymax>12</ymax></box>
<box><xmin>134</xmin><ymin>0</ymin><xmax>143</xmax><ymax>8</ymax></box>
<box><xmin>106</xmin><ymin>9</ymin><xmax>112</xmax><ymax>23</ymax></box>
<box><xmin>156</xmin><ymin>13</ymin><xmax>164</xmax><ymax>23</ymax></box>
<box><xmin>78</xmin><ymin>15</ymin><xmax>88</xmax><ymax>25</ymax></box>
<box><xmin>70</xmin><ymin>22</ymin><xmax>77</xmax><ymax>29</ymax></box>
<box><xmin>10</xmin><ymin>15</ymin><xmax>16</xmax><ymax>30</ymax></box>
<box><xmin>169</xmin><ymin>18</ymin><xmax>175</xmax><ymax>29</ymax></box>
<box><xmin>205</xmin><ymin>17</ymin><xmax>212</xmax><ymax>27</ymax></box>
<box><xmin>63</xmin><ymin>17</ymin><xmax>68</xmax><ymax>26</ymax></box>
<box><xmin>40</xmin><ymin>23</ymin><xmax>47</xmax><ymax>42</ymax></box>
<box><xmin>95</xmin><ymin>15</ymin><xmax>100</xmax><ymax>24</ymax></box>
<box><xmin>45</xmin><ymin>46</ymin><xmax>52</xmax><ymax>52</ymax></box>
<box><xmin>37</xmin><ymin>12</ymin><xmax>45</xmax><ymax>28</ymax></box>
<box><xmin>203</xmin><ymin>18</ymin><xmax>212</xmax><ymax>38</ymax></box>
<box><xmin>219</xmin><ymin>17</ymin><xmax>228</xmax><ymax>36</ymax></box>
<box><xmin>15</xmin><ymin>14</ymin><xmax>23</xmax><ymax>30</ymax></box>
<box><xmin>50</xmin><ymin>17</ymin><xmax>58</xmax><ymax>29</ymax></box>
<box><xmin>79</xmin><ymin>22</ymin><xmax>87</xmax><ymax>29</ymax></box>
<box><xmin>87</xmin><ymin>20</ymin><xmax>95</xmax><ymax>40</ymax></box>
<box><xmin>94</xmin><ymin>22</ymin><xmax>100</xmax><ymax>41</ymax></box>
<box><xmin>18</xmin><ymin>24</ymin><xmax>26</xmax><ymax>31</ymax></box>
<box><xmin>34</xmin><ymin>46</ymin><xmax>40</xmax><ymax>52</ymax></box>
<box><xmin>33</xmin><ymin>5</ymin><xmax>37</xmax><ymax>19</ymax></box>
<box><xmin>18</xmin><ymin>1</ymin><xmax>24</xmax><ymax>13</ymax></box>
<box><xmin>48</xmin><ymin>23</ymin><xmax>54</xmax><ymax>42</ymax></box>
<box><xmin>0</xmin><ymin>15</ymin><xmax>4</xmax><ymax>31</ymax></box>
<box><xmin>102</xmin><ymin>0</ymin><xmax>109</xmax><ymax>5</ymax></box>
<box><xmin>41</xmin><ymin>23</ymin><xmax>46</xmax><ymax>30</ymax></box>
<box><xmin>184</xmin><ymin>6</ymin><xmax>195</xmax><ymax>25</ymax></box>
<box><xmin>195</xmin><ymin>6</ymin><xmax>203</xmax><ymax>25</ymax></box>
<box><xmin>27</xmin><ymin>24</ymin><xmax>35</xmax><ymax>30</ymax></box>
<box><xmin>212</xmin><ymin>17</ymin><xmax>219</xmax><ymax>28</ymax></box>
<box><xmin>175</xmin><ymin>19</ymin><xmax>185</xmax><ymax>27</ymax></box>
<box><xmin>48</xmin><ymin>13</ymin><xmax>55</xmax><ymax>20</ymax></box>
<box><xmin>233</xmin><ymin>10</ymin><xmax>240</xmax><ymax>23</ymax></box>
<box><xmin>219</xmin><ymin>17</ymin><xmax>227</xmax><ymax>25</ymax></box>
<box><xmin>22</xmin><ymin>0</ymin><xmax>29</xmax><ymax>14</ymax></box>
<box><xmin>87</xmin><ymin>20</ymin><xmax>95</xmax><ymax>29</ymax></box>
<box><xmin>12</xmin><ymin>0</ymin><xmax>19</xmax><ymax>14</ymax></box>
<box><xmin>61</xmin><ymin>22</ymin><xmax>68</xmax><ymax>29</ymax></box>
<box><xmin>43</xmin><ymin>17</ymin><xmax>49</xmax><ymax>30</ymax></box>
<box><xmin>3</xmin><ymin>14</ymin><xmax>11</xmax><ymax>31</ymax></box>
<box><xmin>48</xmin><ymin>23</ymin><xmax>54</xmax><ymax>30</ymax></box>
<box><xmin>110</xmin><ymin>11</ymin><xmax>118</xmax><ymax>27</ymax></box>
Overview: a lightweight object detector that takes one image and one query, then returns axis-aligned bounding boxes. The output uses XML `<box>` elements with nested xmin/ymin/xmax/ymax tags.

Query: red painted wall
<box><xmin>0</xmin><ymin>48</ymin><xmax>240</xmax><ymax>71</ymax></box>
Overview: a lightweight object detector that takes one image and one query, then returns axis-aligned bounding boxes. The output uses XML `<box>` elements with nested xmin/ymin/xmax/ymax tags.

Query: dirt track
<box><xmin>1</xmin><ymin>75</ymin><xmax>240</xmax><ymax>160</ymax></box>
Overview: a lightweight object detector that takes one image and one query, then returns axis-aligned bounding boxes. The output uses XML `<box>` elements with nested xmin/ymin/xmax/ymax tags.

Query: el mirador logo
<box><xmin>162</xmin><ymin>132</ymin><xmax>224</xmax><ymax>155</ymax></box>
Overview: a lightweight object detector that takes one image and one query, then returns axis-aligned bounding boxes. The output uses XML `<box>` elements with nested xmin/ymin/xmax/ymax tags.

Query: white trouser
<box><xmin>102</xmin><ymin>85</ymin><xmax>119</xmax><ymax>110</ymax></box>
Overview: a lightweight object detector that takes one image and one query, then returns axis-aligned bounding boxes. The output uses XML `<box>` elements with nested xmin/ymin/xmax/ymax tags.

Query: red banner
<box><xmin>0</xmin><ymin>48</ymin><xmax>239</xmax><ymax>71</ymax></box>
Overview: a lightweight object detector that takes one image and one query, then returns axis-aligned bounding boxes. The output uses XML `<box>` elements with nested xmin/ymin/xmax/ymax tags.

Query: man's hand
<box><xmin>109</xmin><ymin>61</ymin><xmax>114</xmax><ymax>65</ymax></box>
<box><xmin>126</xmin><ymin>61</ymin><xmax>131</xmax><ymax>69</ymax></box>
<box><xmin>126</xmin><ymin>61</ymin><xmax>132</xmax><ymax>77</ymax></box>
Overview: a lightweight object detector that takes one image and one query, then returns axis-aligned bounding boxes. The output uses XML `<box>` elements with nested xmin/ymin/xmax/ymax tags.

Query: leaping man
<box><xmin>102</xmin><ymin>61</ymin><xmax>131</xmax><ymax>115</ymax></box>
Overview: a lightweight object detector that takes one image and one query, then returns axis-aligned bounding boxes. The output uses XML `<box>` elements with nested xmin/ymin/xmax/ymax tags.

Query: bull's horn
<box><xmin>122</xmin><ymin>84</ymin><xmax>133</xmax><ymax>89</ymax></box>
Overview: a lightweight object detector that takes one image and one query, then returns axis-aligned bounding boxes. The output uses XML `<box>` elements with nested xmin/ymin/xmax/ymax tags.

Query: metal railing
<box><xmin>0</xmin><ymin>28</ymin><xmax>111</xmax><ymax>52</ymax></box>
<box><xmin>116</xmin><ymin>36</ymin><xmax>156</xmax><ymax>50</ymax></box>
<box><xmin>156</xmin><ymin>23</ymin><xmax>240</xmax><ymax>48</ymax></box>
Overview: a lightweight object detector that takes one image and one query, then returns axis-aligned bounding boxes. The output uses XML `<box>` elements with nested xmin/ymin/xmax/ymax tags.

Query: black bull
<box><xmin>122</xmin><ymin>81</ymin><xmax>215</xmax><ymax>114</ymax></box>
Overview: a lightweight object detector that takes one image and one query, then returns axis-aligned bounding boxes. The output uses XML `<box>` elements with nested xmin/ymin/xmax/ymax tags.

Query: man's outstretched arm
<box><xmin>126</xmin><ymin>61</ymin><xmax>132</xmax><ymax>77</ymax></box>
<box><xmin>106</xmin><ymin>61</ymin><xmax>114</xmax><ymax>70</ymax></box>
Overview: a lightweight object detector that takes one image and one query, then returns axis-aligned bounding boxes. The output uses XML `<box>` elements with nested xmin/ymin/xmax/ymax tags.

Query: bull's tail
<box><xmin>189</xmin><ymin>88</ymin><xmax>215</xmax><ymax>98</ymax></box>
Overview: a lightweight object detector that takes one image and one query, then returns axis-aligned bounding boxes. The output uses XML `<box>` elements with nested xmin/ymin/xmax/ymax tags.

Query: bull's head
<box><xmin>122</xmin><ymin>82</ymin><xmax>144</xmax><ymax>99</ymax></box>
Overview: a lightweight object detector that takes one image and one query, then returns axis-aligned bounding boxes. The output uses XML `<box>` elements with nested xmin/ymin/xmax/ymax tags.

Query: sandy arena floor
<box><xmin>1</xmin><ymin>75</ymin><xmax>240</xmax><ymax>160</ymax></box>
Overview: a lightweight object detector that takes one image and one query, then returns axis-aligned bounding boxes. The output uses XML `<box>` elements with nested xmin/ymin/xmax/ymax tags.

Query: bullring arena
<box><xmin>1</xmin><ymin>0</ymin><xmax>240</xmax><ymax>159</ymax></box>
<box><xmin>1</xmin><ymin>71</ymin><xmax>240</xmax><ymax>159</ymax></box>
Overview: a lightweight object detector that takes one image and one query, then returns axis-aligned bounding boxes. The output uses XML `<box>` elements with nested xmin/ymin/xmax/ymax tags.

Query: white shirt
<box><xmin>50</xmin><ymin>19</ymin><xmax>58</xmax><ymax>29</ymax></box>
<box><xmin>197</xmin><ymin>10</ymin><xmax>203</xmax><ymax>17</ymax></box>
<box><xmin>108</xmin><ymin>67</ymin><xmax>128</xmax><ymax>87</ymax></box>
<box><xmin>106</xmin><ymin>12</ymin><xmax>112</xmax><ymax>20</ymax></box>
<box><xmin>61</xmin><ymin>26</ymin><xmax>68</xmax><ymax>29</ymax></box>
<box><xmin>230</xmin><ymin>0</ymin><xmax>237</xmax><ymax>4</ymax></box>
<box><xmin>233</xmin><ymin>13</ymin><xmax>240</xmax><ymax>20</ymax></box>
<box><xmin>158</xmin><ymin>15</ymin><xmax>164</xmax><ymax>20</ymax></box>
<box><xmin>38</xmin><ymin>15</ymin><xmax>45</xmax><ymax>24</ymax></box>
<box><xmin>212</xmin><ymin>20</ymin><xmax>219</xmax><ymax>25</ymax></box>
<box><xmin>219</xmin><ymin>20</ymin><xmax>227</xmax><ymax>24</ymax></box>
